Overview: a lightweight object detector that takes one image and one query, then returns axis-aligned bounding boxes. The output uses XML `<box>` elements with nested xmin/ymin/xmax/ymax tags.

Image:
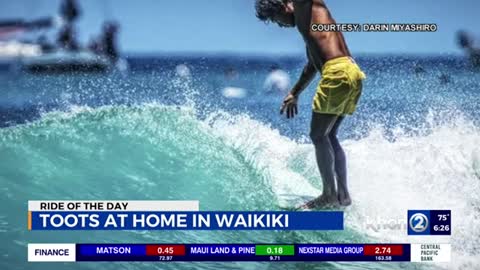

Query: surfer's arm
<box><xmin>290</xmin><ymin>58</ymin><xmax>316</xmax><ymax>97</ymax></box>
<box><xmin>281</xmin><ymin>49</ymin><xmax>316</xmax><ymax>118</ymax></box>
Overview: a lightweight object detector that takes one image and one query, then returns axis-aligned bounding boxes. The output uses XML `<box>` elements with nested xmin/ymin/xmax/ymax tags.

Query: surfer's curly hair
<box><xmin>255</xmin><ymin>0</ymin><xmax>288</xmax><ymax>22</ymax></box>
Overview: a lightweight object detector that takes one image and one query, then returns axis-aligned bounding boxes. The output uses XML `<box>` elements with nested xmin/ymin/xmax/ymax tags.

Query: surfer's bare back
<box><xmin>255</xmin><ymin>0</ymin><xmax>366</xmax><ymax>209</ymax></box>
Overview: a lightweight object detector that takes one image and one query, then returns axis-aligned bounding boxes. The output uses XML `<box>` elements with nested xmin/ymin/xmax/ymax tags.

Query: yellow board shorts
<box><xmin>313</xmin><ymin>56</ymin><xmax>366</xmax><ymax>115</ymax></box>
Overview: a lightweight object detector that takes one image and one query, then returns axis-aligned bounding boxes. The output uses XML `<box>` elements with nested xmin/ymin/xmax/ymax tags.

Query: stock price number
<box><xmin>374</xmin><ymin>247</ymin><xmax>392</xmax><ymax>255</ymax></box>
<box><xmin>266</xmin><ymin>247</ymin><xmax>284</xmax><ymax>255</ymax></box>
<box><xmin>375</xmin><ymin>256</ymin><xmax>393</xmax><ymax>261</ymax></box>
<box><xmin>157</xmin><ymin>247</ymin><xmax>175</xmax><ymax>255</ymax></box>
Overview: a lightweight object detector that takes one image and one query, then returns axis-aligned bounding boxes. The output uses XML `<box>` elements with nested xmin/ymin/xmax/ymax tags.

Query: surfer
<box><xmin>255</xmin><ymin>0</ymin><xmax>366</xmax><ymax>208</ymax></box>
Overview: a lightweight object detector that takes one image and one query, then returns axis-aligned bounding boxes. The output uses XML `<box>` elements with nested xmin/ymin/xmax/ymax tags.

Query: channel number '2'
<box><xmin>409</xmin><ymin>213</ymin><xmax>429</xmax><ymax>233</ymax></box>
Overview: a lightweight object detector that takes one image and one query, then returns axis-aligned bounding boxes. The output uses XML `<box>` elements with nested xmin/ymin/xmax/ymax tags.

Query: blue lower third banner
<box><xmin>29</xmin><ymin>211</ymin><xmax>343</xmax><ymax>230</ymax></box>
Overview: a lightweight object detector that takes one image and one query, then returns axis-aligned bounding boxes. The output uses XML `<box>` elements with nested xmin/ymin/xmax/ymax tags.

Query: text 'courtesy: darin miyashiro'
<box><xmin>310</xmin><ymin>23</ymin><xmax>437</xmax><ymax>32</ymax></box>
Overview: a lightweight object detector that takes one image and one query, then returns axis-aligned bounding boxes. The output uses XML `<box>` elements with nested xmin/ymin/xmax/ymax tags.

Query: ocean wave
<box><xmin>0</xmin><ymin>104</ymin><xmax>479</xmax><ymax>269</ymax></box>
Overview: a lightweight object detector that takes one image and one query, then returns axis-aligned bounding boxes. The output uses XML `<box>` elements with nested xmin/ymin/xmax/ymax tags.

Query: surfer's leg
<box><xmin>329</xmin><ymin>117</ymin><xmax>351</xmax><ymax>206</ymax></box>
<box><xmin>303</xmin><ymin>112</ymin><xmax>339</xmax><ymax>209</ymax></box>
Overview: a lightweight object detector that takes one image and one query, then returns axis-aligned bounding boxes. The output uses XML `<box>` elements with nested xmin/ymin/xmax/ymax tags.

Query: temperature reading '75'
<box><xmin>438</xmin><ymin>214</ymin><xmax>449</xmax><ymax>221</ymax></box>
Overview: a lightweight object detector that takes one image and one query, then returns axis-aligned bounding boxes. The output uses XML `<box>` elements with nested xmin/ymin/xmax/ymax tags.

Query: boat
<box><xmin>0</xmin><ymin>0</ymin><xmax>126</xmax><ymax>74</ymax></box>
<box><xmin>21</xmin><ymin>50</ymin><xmax>111</xmax><ymax>73</ymax></box>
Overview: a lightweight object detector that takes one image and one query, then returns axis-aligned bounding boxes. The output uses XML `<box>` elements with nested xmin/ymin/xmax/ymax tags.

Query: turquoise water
<box><xmin>0</xmin><ymin>56</ymin><xmax>479</xmax><ymax>269</ymax></box>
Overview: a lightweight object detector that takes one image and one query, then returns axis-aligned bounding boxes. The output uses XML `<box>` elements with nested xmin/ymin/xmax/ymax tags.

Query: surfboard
<box><xmin>277</xmin><ymin>194</ymin><xmax>317</xmax><ymax>211</ymax></box>
<box><xmin>277</xmin><ymin>194</ymin><xmax>346</xmax><ymax>210</ymax></box>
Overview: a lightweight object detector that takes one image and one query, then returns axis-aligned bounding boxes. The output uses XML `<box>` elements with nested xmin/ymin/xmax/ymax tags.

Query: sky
<box><xmin>0</xmin><ymin>0</ymin><xmax>478</xmax><ymax>55</ymax></box>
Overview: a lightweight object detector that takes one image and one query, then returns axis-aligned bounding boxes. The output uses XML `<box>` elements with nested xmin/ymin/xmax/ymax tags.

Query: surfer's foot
<box><xmin>300</xmin><ymin>194</ymin><xmax>339</xmax><ymax>209</ymax></box>
<box><xmin>338</xmin><ymin>192</ymin><xmax>352</xmax><ymax>206</ymax></box>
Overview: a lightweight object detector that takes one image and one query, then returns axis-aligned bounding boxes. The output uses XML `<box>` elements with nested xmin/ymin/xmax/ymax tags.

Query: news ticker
<box><xmin>28</xmin><ymin>243</ymin><xmax>451</xmax><ymax>262</ymax></box>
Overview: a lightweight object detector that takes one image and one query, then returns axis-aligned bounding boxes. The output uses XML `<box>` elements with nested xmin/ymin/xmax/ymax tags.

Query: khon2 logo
<box><xmin>408</xmin><ymin>210</ymin><xmax>430</xmax><ymax>235</ymax></box>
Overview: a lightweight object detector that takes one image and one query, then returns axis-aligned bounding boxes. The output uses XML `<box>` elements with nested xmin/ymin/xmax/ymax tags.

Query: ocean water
<box><xmin>0</xmin><ymin>55</ymin><xmax>479</xmax><ymax>270</ymax></box>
